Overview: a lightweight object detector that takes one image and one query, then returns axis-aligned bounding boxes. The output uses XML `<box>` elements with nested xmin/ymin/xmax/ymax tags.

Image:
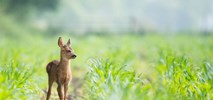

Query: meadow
<box><xmin>0</xmin><ymin>32</ymin><xmax>212</xmax><ymax>100</ymax></box>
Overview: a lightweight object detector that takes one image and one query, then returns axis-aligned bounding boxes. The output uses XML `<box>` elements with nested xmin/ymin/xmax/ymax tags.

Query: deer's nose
<box><xmin>71</xmin><ymin>54</ymin><xmax>77</xmax><ymax>58</ymax></box>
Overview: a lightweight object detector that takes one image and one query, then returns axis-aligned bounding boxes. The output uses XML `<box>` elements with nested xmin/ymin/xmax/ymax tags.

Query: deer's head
<box><xmin>58</xmin><ymin>37</ymin><xmax>77</xmax><ymax>60</ymax></box>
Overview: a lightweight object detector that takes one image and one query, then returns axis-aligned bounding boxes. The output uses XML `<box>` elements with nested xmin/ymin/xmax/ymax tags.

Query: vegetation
<box><xmin>0</xmin><ymin>31</ymin><xmax>212</xmax><ymax>99</ymax></box>
<box><xmin>0</xmin><ymin>1</ymin><xmax>212</xmax><ymax>99</ymax></box>
<box><xmin>0</xmin><ymin>0</ymin><xmax>59</xmax><ymax>13</ymax></box>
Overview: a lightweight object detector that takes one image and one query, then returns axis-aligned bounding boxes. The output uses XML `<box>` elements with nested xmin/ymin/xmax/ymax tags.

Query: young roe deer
<box><xmin>46</xmin><ymin>37</ymin><xmax>77</xmax><ymax>100</ymax></box>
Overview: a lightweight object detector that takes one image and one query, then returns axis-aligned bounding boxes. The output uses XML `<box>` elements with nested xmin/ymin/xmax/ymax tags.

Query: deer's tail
<box><xmin>46</xmin><ymin>63</ymin><xmax>52</xmax><ymax>73</ymax></box>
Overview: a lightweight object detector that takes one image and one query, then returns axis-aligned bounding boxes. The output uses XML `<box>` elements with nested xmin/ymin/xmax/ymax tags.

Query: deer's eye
<box><xmin>67</xmin><ymin>50</ymin><xmax>71</xmax><ymax>53</ymax></box>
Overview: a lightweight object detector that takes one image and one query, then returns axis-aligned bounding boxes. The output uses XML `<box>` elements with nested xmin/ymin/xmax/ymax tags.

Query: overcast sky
<box><xmin>35</xmin><ymin>0</ymin><xmax>213</xmax><ymax>33</ymax></box>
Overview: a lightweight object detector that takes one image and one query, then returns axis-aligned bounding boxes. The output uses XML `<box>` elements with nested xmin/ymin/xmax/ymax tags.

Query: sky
<box><xmin>34</xmin><ymin>0</ymin><xmax>213</xmax><ymax>33</ymax></box>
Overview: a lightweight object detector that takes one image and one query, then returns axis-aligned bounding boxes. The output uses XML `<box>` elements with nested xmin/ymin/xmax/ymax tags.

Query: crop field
<box><xmin>0</xmin><ymin>33</ymin><xmax>212</xmax><ymax>100</ymax></box>
<box><xmin>0</xmin><ymin>0</ymin><xmax>213</xmax><ymax>99</ymax></box>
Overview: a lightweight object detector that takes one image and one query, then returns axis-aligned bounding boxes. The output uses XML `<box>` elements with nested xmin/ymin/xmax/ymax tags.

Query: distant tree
<box><xmin>0</xmin><ymin>0</ymin><xmax>59</xmax><ymax>18</ymax></box>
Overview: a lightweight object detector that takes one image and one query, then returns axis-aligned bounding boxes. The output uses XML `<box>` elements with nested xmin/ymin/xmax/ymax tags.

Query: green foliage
<box><xmin>0</xmin><ymin>61</ymin><xmax>37</xmax><ymax>99</ymax></box>
<box><xmin>0</xmin><ymin>0</ymin><xmax>59</xmax><ymax>20</ymax></box>
<box><xmin>156</xmin><ymin>53</ymin><xmax>213</xmax><ymax>99</ymax></box>
<box><xmin>1</xmin><ymin>0</ymin><xmax>59</xmax><ymax>12</ymax></box>
<box><xmin>0</xmin><ymin>34</ymin><xmax>212</xmax><ymax>99</ymax></box>
<box><xmin>83</xmin><ymin>35</ymin><xmax>213</xmax><ymax>100</ymax></box>
<box><xmin>85</xmin><ymin>59</ymin><xmax>145</xmax><ymax>100</ymax></box>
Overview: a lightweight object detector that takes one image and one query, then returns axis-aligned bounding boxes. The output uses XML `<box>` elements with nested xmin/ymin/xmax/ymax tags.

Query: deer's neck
<box><xmin>59</xmin><ymin>58</ymin><xmax>71</xmax><ymax>70</ymax></box>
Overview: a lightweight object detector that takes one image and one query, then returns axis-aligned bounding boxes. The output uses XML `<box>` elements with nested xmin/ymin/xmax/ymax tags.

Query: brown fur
<box><xmin>46</xmin><ymin>37</ymin><xmax>76</xmax><ymax>100</ymax></box>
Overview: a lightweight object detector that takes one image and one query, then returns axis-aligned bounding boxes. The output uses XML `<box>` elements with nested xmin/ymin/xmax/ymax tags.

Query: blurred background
<box><xmin>0</xmin><ymin>0</ymin><xmax>212</xmax><ymax>36</ymax></box>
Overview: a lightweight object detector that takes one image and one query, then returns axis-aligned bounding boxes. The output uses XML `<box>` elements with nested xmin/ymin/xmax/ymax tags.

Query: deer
<box><xmin>46</xmin><ymin>37</ymin><xmax>77</xmax><ymax>100</ymax></box>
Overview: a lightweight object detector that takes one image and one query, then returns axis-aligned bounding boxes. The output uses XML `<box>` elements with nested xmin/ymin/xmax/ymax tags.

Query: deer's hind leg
<box><xmin>46</xmin><ymin>76</ymin><xmax>54</xmax><ymax>100</ymax></box>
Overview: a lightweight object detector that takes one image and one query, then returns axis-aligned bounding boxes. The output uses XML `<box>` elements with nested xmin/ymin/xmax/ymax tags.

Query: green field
<box><xmin>0</xmin><ymin>33</ymin><xmax>212</xmax><ymax>99</ymax></box>
<box><xmin>0</xmin><ymin>0</ymin><xmax>213</xmax><ymax>99</ymax></box>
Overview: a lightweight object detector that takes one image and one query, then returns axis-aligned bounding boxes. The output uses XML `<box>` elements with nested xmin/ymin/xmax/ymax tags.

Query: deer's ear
<box><xmin>67</xmin><ymin>39</ymin><xmax>71</xmax><ymax>45</ymax></box>
<box><xmin>58</xmin><ymin>37</ymin><xmax>64</xmax><ymax>47</ymax></box>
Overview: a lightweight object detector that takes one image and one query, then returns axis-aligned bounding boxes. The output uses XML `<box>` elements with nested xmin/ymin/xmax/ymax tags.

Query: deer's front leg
<box><xmin>64</xmin><ymin>82</ymin><xmax>70</xmax><ymax>100</ymax></box>
<box><xmin>57</xmin><ymin>84</ymin><xmax>64</xmax><ymax>100</ymax></box>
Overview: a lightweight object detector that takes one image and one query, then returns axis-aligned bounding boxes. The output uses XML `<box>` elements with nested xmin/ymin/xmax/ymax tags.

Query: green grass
<box><xmin>0</xmin><ymin>34</ymin><xmax>213</xmax><ymax>100</ymax></box>
<box><xmin>85</xmin><ymin>59</ymin><xmax>145</xmax><ymax>100</ymax></box>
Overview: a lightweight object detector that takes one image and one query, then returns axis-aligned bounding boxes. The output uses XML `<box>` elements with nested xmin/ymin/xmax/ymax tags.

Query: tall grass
<box><xmin>0</xmin><ymin>61</ymin><xmax>38</xmax><ymax>99</ymax></box>
<box><xmin>156</xmin><ymin>52</ymin><xmax>213</xmax><ymax>99</ymax></box>
<box><xmin>85</xmin><ymin>59</ymin><xmax>145</xmax><ymax>100</ymax></box>
<box><xmin>0</xmin><ymin>34</ymin><xmax>212</xmax><ymax>99</ymax></box>
<box><xmin>84</xmin><ymin>51</ymin><xmax>213</xmax><ymax>100</ymax></box>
